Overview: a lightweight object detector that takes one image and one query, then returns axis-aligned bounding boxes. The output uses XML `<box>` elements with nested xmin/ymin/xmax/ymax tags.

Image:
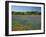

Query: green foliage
<box><xmin>12</xmin><ymin>11</ymin><xmax>41</xmax><ymax>15</ymax></box>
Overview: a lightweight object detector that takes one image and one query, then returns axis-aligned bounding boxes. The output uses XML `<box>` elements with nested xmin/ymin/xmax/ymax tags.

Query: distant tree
<box><xmin>38</xmin><ymin>12</ymin><xmax>41</xmax><ymax>15</ymax></box>
<box><xmin>12</xmin><ymin>11</ymin><xmax>41</xmax><ymax>15</ymax></box>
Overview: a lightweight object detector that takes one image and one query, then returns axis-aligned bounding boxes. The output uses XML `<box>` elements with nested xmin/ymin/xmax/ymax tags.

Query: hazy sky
<box><xmin>11</xmin><ymin>5</ymin><xmax>41</xmax><ymax>12</ymax></box>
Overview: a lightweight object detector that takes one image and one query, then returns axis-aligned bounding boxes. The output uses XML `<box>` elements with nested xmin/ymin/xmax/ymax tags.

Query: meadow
<box><xmin>12</xmin><ymin>11</ymin><xmax>41</xmax><ymax>31</ymax></box>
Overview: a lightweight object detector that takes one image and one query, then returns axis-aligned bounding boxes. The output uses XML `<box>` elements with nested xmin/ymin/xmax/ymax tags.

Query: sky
<box><xmin>11</xmin><ymin>5</ymin><xmax>41</xmax><ymax>12</ymax></box>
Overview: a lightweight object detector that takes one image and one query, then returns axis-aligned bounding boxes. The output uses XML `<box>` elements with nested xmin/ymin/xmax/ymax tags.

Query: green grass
<box><xmin>12</xmin><ymin>21</ymin><xmax>32</xmax><ymax>31</ymax></box>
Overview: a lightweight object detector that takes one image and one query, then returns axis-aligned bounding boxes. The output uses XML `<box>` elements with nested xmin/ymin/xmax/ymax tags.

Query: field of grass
<box><xmin>12</xmin><ymin>21</ymin><xmax>32</xmax><ymax>31</ymax></box>
<box><xmin>12</xmin><ymin>11</ymin><xmax>41</xmax><ymax>31</ymax></box>
<box><xmin>12</xmin><ymin>15</ymin><xmax>41</xmax><ymax>31</ymax></box>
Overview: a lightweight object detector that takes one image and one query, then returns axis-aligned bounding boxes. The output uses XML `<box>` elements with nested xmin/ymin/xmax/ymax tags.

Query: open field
<box><xmin>12</xmin><ymin>15</ymin><xmax>41</xmax><ymax>31</ymax></box>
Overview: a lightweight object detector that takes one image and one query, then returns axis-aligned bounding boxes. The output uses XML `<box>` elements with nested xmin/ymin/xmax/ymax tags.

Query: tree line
<box><xmin>12</xmin><ymin>11</ymin><xmax>41</xmax><ymax>15</ymax></box>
